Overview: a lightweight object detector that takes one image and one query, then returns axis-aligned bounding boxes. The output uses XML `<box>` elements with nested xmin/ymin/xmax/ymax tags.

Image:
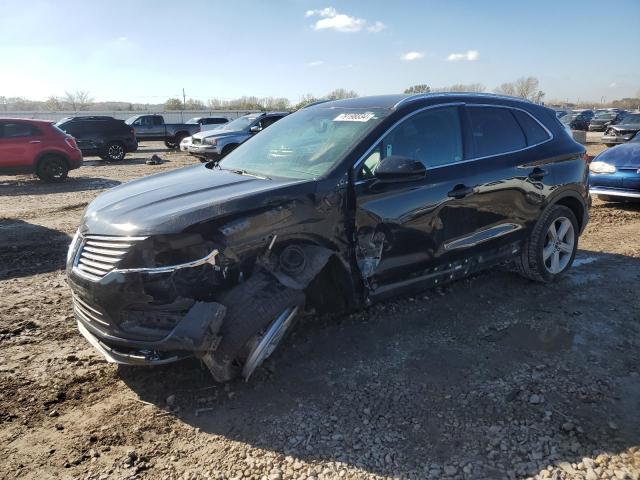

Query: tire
<box><xmin>173</xmin><ymin>134</ymin><xmax>186</xmax><ymax>149</ymax></box>
<box><xmin>36</xmin><ymin>155</ymin><xmax>69</xmax><ymax>183</ymax></box>
<box><xmin>105</xmin><ymin>142</ymin><xmax>125</xmax><ymax>161</ymax></box>
<box><xmin>221</xmin><ymin>144</ymin><xmax>238</xmax><ymax>157</ymax></box>
<box><xmin>514</xmin><ymin>205</ymin><xmax>579</xmax><ymax>283</ymax></box>
<box><xmin>164</xmin><ymin>140</ymin><xmax>177</xmax><ymax>149</ymax></box>
<box><xmin>205</xmin><ymin>271</ymin><xmax>304</xmax><ymax>382</ymax></box>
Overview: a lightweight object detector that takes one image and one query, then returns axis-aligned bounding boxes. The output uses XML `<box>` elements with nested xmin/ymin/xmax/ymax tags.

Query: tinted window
<box><xmin>512</xmin><ymin>110</ymin><xmax>550</xmax><ymax>145</ymax></box>
<box><xmin>1</xmin><ymin>122</ymin><xmax>38</xmax><ymax>138</ymax></box>
<box><xmin>468</xmin><ymin>107</ymin><xmax>526</xmax><ymax>157</ymax></box>
<box><xmin>260</xmin><ymin>116</ymin><xmax>283</xmax><ymax>129</ymax></box>
<box><xmin>383</xmin><ymin>106</ymin><xmax>463</xmax><ymax>168</ymax></box>
<box><xmin>206</xmin><ymin>118</ymin><xmax>228</xmax><ymax>124</ymax></box>
<box><xmin>153</xmin><ymin>116</ymin><xmax>163</xmax><ymax>126</ymax></box>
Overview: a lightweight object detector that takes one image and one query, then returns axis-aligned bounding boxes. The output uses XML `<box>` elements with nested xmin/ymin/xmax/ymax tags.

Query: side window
<box><xmin>468</xmin><ymin>107</ymin><xmax>526</xmax><ymax>157</ymax></box>
<box><xmin>383</xmin><ymin>106</ymin><xmax>463</xmax><ymax>168</ymax></box>
<box><xmin>358</xmin><ymin>147</ymin><xmax>382</xmax><ymax>179</ymax></box>
<box><xmin>3</xmin><ymin>123</ymin><xmax>36</xmax><ymax>138</ymax></box>
<box><xmin>152</xmin><ymin>116</ymin><xmax>163</xmax><ymax>126</ymax></box>
<box><xmin>260</xmin><ymin>116</ymin><xmax>282</xmax><ymax>129</ymax></box>
<box><xmin>512</xmin><ymin>110</ymin><xmax>550</xmax><ymax>146</ymax></box>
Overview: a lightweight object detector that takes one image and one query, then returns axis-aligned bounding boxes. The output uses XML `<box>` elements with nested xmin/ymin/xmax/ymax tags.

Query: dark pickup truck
<box><xmin>125</xmin><ymin>115</ymin><xmax>201</xmax><ymax>149</ymax></box>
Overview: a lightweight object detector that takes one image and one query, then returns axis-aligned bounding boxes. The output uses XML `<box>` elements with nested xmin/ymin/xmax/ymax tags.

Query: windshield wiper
<box><xmin>219</xmin><ymin>167</ymin><xmax>271</xmax><ymax>180</ymax></box>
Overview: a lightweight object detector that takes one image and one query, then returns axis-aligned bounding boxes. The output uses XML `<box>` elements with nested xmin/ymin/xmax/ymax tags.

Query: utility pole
<box><xmin>182</xmin><ymin>88</ymin><xmax>186</xmax><ymax>110</ymax></box>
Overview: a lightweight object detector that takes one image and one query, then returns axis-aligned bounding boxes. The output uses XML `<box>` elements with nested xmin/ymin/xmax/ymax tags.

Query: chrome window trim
<box><xmin>352</xmin><ymin>103</ymin><xmax>554</xmax><ymax>186</ymax></box>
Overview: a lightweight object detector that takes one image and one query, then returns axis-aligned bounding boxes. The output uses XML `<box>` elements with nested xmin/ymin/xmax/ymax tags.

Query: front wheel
<box><xmin>36</xmin><ymin>156</ymin><xmax>69</xmax><ymax>182</ymax></box>
<box><xmin>164</xmin><ymin>140</ymin><xmax>177</xmax><ymax>149</ymax></box>
<box><xmin>202</xmin><ymin>271</ymin><xmax>304</xmax><ymax>382</ymax></box>
<box><xmin>515</xmin><ymin>205</ymin><xmax>579</xmax><ymax>283</ymax></box>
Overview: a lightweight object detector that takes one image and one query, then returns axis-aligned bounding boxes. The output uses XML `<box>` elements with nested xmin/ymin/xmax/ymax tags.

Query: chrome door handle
<box><xmin>29</xmin><ymin>140</ymin><xmax>41</xmax><ymax>144</ymax></box>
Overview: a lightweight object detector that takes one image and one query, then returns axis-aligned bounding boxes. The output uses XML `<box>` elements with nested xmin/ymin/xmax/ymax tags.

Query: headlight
<box><xmin>589</xmin><ymin>161</ymin><xmax>617</xmax><ymax>174</ymax></box>
<box><xmin>67</xmin><ymin>229</ymin><xmax>81</xmax><ymax>264</ymax></box>
<box><xmin>203</xmin><ymin>137</ymin><xmax>218</xmax><ymax>146</ymax></box>
<box><xmin>181</xmin><ymin>137</ymin><xmax>191</xmax><ymax>144</ymax></box>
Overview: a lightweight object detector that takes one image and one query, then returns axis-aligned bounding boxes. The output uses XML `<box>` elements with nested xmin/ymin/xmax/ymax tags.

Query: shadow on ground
<box><xmin>120</xmin><ymin>250</ymin><xmax>640</xmax><ymax>478</ymax></box>
<box><xmin>0</xmin><ymin>219</ymin><xmax>71</xmax><ymax>280</ymax></box>
<box><xmin>0</xmin><ymin>175</ymin><xmax>121</xmax><ymax>196</ymax></box>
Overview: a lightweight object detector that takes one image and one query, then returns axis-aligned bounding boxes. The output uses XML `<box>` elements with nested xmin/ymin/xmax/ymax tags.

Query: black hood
<box><xmin>81</xmin><ymin>165</ymin><xmax>311</xmax><ymax>236</ymax></box>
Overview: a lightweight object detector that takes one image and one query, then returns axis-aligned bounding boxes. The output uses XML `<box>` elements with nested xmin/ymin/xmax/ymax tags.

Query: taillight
<box><xmin>65</xmin><ymin>136</ymin><xmax>78</xmax><ymax>149</ymax></box>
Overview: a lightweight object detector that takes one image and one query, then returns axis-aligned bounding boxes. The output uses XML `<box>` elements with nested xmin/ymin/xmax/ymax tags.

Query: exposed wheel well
<box><xmin>36</xmin><ymin>152</ymin><xmax>69</xmax><ymax>170</ymax></box>
<box><xmin>553</xmin><ymin>195</ymin><xmax>586</xmax><ymax>232</ymax></box>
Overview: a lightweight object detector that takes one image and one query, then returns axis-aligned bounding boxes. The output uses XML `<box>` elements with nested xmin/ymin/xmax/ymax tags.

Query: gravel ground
<box><xmin>0</xmin><ymin>142</ymin><xmax>639</xmax><ymax>480</ymax></box>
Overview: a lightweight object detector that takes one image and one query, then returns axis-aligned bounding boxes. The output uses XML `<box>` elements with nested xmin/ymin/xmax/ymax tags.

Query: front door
<box><xmin>0</xmin><ymin>121</ymin><xmax>44</xmax><ymax>170</ymax></box>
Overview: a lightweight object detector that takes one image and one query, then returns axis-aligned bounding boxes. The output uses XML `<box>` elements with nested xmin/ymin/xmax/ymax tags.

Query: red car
<box><xmin>0</xmin><ymin>118</ymin><xmax>83</xmax><ymax>182</ymax></box>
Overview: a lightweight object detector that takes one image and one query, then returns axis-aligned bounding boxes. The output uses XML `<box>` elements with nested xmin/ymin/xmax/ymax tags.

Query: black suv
<box><xmin>67</xmin><ymin>94</ymin><xmax>589</xmax><ymax>381</ymax></box>
<box><xmin>56</xmin><ymin>116</ymin><xmax>138</xmax><ymax>161</ymax></box>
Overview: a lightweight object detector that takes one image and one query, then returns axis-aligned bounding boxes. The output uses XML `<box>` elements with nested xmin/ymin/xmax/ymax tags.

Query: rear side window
<box><xmin>468</xmin><ymin>107</ymin><xmax>526</xmax><ymax>157</ymax></box>
<box><xmin>512</xmin><ymin>110</ymin><xmax>550</xmax><ymax>146</ymax></box>
<box><xmin>153</xmin><ymin>116</ymin><xmax>163</xmax><ymax>126</ymax></box>
<box><xmin>1</xmin><ymin>122</ymin><xmax>39</xmax><ymax>138</ymax></box>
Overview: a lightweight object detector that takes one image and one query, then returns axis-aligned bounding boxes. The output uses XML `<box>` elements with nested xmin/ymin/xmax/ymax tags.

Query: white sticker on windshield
<box><xmin>333</xmin><ymin>112</ymin><xmax>376</xmax><ymax>122</ymax></box>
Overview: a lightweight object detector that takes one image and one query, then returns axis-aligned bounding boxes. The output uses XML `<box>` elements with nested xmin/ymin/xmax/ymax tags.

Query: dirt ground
<box><xmin>1</xmin><ymin>141</ymin><xmax>639</xmax><ymax>480</ymax></box>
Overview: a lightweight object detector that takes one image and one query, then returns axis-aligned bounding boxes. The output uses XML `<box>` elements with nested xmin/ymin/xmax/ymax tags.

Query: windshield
<box><xmin>217</xmin><ymin>115</ymin><xmax>260</xmax><ymax>131</ymax></box>
<box><xmin>54</xmin><ymin>117</ymin><xmax>72</xmax><ymax>127</ymax></box>
<box><xmin>124</xmin><ymin>116</ymin><xmax>139</xmax><ymax>125</ymax></box>
<box><xmin>622</xmin><ymin>114</ymin><xmax>640</xmax><ymax>124</ymax></box>
<box><xmin>219</xmin><ymin>107</ymin><xmax>389</xmax><ymax>180</ymax></box>
<box><xmin>185</xmin><ymin>118</ymin><xmax>200</xmax><ymax>124</ymax></box>
<box><xmin>594</xmin><ymin>112</ymin><xmax>616</xmax><ymax>120</ymax></box>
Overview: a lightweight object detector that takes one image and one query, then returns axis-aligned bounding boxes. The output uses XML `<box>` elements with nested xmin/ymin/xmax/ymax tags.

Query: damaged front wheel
<box><xmin>200</xmin><ymin>271</ymin><xmax>304</xmax><ymax>382</ymax></box>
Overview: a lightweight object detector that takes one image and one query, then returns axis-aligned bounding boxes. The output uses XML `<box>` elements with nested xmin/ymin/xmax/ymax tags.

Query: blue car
<box><xmin>590</xmin><ymin>133</ymin><xmax>640</xmax><ymax>201</ymax></box>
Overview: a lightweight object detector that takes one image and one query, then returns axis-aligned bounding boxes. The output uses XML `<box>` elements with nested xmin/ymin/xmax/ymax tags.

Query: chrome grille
<box><xmin>72</xmin><ymin>293</ymin><xmax>109</xmax><ymax>328</ymax></box>
<box><xmin>75</xmin><ymin>235</ymin><xmax>147</xmax><ymax>280</ymax></box>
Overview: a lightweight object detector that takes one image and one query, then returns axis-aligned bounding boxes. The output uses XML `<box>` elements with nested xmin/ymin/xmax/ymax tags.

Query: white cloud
<box><xmin>307</xmin><ymin>60</ymin><xmax>324</xmax><ymax>67</ymax></box>
<box><xmin>401</xmin><ymin>51</ymin><xmax>425</xmax><ymax>61</ymax></box>
<box><xmin>306</xmin><ymin>7</ymin><xmax>384</xmax><ymax>33</ymax></box>
<box><xmin>367</xmin><ymin>21</ymin><xmax>387</xmax><ymax>33</ymax></box>
<box><xmin>609</xmin><ymin>82</ymin><xmax>617</xmax><ymax>88</ymax></box>
<box><xmin>447</xmin><ymin>50</ymin><xmax>479</xmax><ymax>61</ymax></box>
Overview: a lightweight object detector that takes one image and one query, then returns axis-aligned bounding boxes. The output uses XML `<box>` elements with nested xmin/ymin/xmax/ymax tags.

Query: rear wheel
<box><xmin>36</xmin><ymin>155</ymin><xmax>68</xmax><ymax>183</ymax></box>
<box><xmin>515</xmin><ymin>205</ymin><xmax>579</xmax><ymax>283</ymax></box>
<box><xmin>164</xmin><ymin>140</ymin><xmax>177</xmax><ymax>149</ymax></box>
<box><xmin>105</xmin><ymin>142</ymin><xmax>125</xmax><ymax>161</ymax></box>
<box><xmin>203</xmin><ymin>271</ymin><xmax>304</xmax><ymax>382</ymax></box>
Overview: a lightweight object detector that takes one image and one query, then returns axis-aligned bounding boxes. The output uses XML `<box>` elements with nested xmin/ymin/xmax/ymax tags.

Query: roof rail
<box><xmin>300</xmin><ymin>99</ymin><xmax>332</xmax><ymax>109</ymax></box>
<box><xmin>393</xmin><ymin>92</ymin><xmax>532</xmax><ymax>110</ymax></box>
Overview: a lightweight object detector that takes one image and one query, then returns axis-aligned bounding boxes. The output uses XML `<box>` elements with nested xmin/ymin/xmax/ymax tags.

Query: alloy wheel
<box><xmin>543</xmin><ymin>216</ymin><xmax>575</xmax><ymax>274</ymax></box>
<box><xmin>108</xmin><ymin>144</ymin><xmax>124</xmax><ymax>160</ymax></box>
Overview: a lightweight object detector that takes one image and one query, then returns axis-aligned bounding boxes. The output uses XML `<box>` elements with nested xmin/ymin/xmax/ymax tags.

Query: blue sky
<box><xmin>1</xmin><ymin>0</ymin><xmax>638</xmax><ymax>103</ymax></box>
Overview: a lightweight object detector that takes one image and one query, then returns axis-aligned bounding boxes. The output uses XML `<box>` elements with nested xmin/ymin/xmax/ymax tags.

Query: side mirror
<box><xmin>374</xmin><ymin>155</ymin><xmax>426</xmax><ymax>182</ymax></box>
<box><xmin>250</xmin><ymin>125</ymin><xmax>262</xmax><ymax>133</ymax></box>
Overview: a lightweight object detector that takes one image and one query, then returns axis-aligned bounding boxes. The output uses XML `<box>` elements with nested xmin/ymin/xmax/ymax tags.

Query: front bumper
<box><xmin>67</xmin><ymin>235</ymin><xmax>229</xmax><ymax>365</ymax></box>
<box><xmin>188</xmin><ymin>144</ymin><xmax>222</xmax><ymax>159</ymax></box>
<box><xmin>602</xmin><ymin>134</ymin><xmax>634</xmax><ymax>144</ymax></box>
<box><xmin>590</xmin><ymin>187</ymin><xmax>640</xmax><ymax>199</ymax></box>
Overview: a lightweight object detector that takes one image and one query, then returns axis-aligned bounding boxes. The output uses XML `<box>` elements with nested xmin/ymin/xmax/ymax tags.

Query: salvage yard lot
<box><xmin>1</xmin><ymin>142</ymin><xmax>639</xmax><ymax>480</ymax></box>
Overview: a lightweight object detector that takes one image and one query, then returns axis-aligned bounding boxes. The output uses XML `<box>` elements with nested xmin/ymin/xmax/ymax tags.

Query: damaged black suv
<box><xmin>67</xmin><ymin>94</ymin><xmax>589</xmax><ymax>381</ymax></box>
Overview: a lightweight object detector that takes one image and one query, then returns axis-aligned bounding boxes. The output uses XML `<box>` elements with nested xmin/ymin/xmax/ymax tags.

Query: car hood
<box><xmin>192</xmin><ymin>128</ymin><xmax>246</xmax><ymax>140</ymax></box>
<box><xmin>596</xmin><ymin>142</ymin><xmax>640</xmax><ymax>167</ymax></box>
<box><xmin>81</xmin><ymin>164</ymin><xmax>310</xmax><ymax>236</ymax></box>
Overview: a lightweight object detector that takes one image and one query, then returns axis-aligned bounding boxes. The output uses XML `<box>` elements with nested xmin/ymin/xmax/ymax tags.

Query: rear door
<box><xmin>0</xmin><ymin>121</ymin><xmax>45</xmax><ymax>169</ymax></box>
<box><xmin>463</xmin><ymin>104</ymin><xmax>554</xmax><ymax>248</ymax></box>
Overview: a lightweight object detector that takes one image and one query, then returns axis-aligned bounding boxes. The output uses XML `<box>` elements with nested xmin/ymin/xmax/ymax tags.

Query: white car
<box><xmin>180</xmin><ymin>135</ymin><xmax>193</xmax><ymax>152</ymax></box>
<box><xmin>185</xmin><ymin>117</ymin><xmax>229</xmax><ymax>132</ymax></box>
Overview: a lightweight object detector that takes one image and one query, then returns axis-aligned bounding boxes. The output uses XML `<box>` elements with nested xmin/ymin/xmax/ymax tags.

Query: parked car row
<box><xmin>557</xmin><ymin>107</ymin><xmax>636</xmax><ymax>135</ymax></box>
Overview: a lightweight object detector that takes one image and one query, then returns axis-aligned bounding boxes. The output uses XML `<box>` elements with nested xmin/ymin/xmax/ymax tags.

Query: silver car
<box><xmin>188</xmin><ymin>112</ymin><xmax>288</xmax><ymax>162</ymax></box>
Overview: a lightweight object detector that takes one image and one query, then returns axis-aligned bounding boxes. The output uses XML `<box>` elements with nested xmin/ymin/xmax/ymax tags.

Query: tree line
<box><xmin>2</xmin><ymin>83</ymin><xmax>639</xmax><ymax>112</ymax></box>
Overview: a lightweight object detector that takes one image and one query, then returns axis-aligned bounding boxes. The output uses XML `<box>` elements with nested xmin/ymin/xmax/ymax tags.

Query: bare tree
<box><xmin>185</xmin><ymin>98</ymin><xmax>205</xmax><ymax>110</ymax></box>
<box><xmin>64</xmin><ymin>90</ymin><xmax>93</xmax><ymax>111</ymax></box>
<box><xmin>45</xmin><ymin>96</ymin><xmax>62</xmax><ymax>111</ymax></box>
<box><xmin>404</xmin><ymin>84</ymin><xmax>431</xmax><ymax>94</ymax></box>
<box><xmin>494</xmin><ymin>82</ymin><xmax>516</xmax><ymax>96</ymax></box>
<box><xmin>165</xmin><ymin>98</ymin><xmax>183</xmax><ymax>110</ymax></box>
<box><xmin>433</xmin><ymin>83</ymin><xmax>486</xmax><ymax>93</ymax></box>
<box><xmin>514</xmin><ymin>77</ymin><xmax>539</xmax><ymax>100</ymax></box>
<box><xmin>326</xmin><ymin>88</ymin><xmax>359</xmax><ymax>100</ymax></box>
